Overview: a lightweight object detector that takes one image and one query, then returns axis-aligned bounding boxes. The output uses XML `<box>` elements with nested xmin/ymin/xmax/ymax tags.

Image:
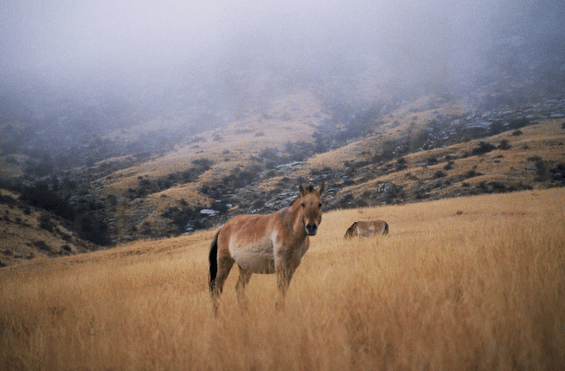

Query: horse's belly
<box><xmin>229</xmin><ymin>240</ymin><xmax>275</xmax><ymax>273</ymax></box>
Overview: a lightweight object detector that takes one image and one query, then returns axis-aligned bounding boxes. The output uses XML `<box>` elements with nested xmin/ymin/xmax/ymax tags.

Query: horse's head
<box><xmin>298</xmin><ymin>183</ymin><xmax>325</xmax><ymax>236</ymax></box>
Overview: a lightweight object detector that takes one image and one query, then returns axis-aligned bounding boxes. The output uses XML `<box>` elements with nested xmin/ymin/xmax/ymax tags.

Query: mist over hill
<box><xmin>2</xmin><ymin>0</ymin><xmax>565</xmax><ymax>143</ymax></box>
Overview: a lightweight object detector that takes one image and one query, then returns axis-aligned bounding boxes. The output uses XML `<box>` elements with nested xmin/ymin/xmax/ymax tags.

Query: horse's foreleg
<box><xmin>275</xmin><ymin>262</ymin><xmax>295</xmax><ymax>311</ymax></box>
<box><xmin>236</xmin><ymin>268</ymin><xmax>252</xmax><ymax>312</ymax></box>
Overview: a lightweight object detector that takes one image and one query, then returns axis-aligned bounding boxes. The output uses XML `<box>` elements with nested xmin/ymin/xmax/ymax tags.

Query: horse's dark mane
<box><xmin>304</xmin><ymin>184</ymin><xmax>315</xmax><ymax>193</ymax></box>
<box><xmin>290</xmin><ymin>184</ymin><xmax>317</xmax><ymax>206</ymax></box>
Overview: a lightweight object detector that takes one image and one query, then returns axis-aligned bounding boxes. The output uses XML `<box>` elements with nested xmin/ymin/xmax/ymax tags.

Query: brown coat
<box><xmin>344</xmin><ymin>220</ymin><xmax>389</xmax><ymax>239</ymax></box>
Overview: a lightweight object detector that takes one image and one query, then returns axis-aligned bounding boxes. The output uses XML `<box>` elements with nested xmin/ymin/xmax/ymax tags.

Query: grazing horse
<box><xmin>209</xmin><ymin>183</ymin><xmax>325</xmax><ymax>314</ymax></box>
<box><xmin>344</xmin><ymin>220</ymin><xmax>389</xmax><ymax>239</ymax></box>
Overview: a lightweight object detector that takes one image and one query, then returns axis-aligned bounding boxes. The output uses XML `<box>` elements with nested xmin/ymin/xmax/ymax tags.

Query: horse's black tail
<box><xmin>209</xmin><ymin>231</ymin><xmax>220</xmax><ymax>294</ymax></box>
<box><xmin>383</xmin><ymin>222</ymin><xmax>389</xmax><ymax>235</ymax></box>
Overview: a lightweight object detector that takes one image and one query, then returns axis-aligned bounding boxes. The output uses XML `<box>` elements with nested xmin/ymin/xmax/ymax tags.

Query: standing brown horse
<box><xmin>344</xmin><ymin>220</ymin><xmax>389</xmax><ymax>239</ymax></box>
<box><xmin>209</xmin><ymin>183</ymin><xmax>324</xmax><ymax>313</ymax></box>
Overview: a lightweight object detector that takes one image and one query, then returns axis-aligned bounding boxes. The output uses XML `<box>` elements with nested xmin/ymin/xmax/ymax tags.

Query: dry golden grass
<box><xmin>1</xmin><ymin>188</ymin><xmax>564</xmax><ymax>370</ymax></box>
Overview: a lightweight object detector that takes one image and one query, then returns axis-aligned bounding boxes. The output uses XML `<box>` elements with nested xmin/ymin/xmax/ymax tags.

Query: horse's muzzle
<box><xmin>305</xmin><ymin>224</ymin><xmax>318</xmax><ymax>236</ymax></box>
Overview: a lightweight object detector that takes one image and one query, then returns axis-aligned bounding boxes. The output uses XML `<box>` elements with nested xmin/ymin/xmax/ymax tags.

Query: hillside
<box><xmin>75</xmin><ymin>94</ymin><xmax>565</xmax><ymax>239</ymax></box>
<box><xmin>1</xmin><ymin>93</ymin><xmax>565</xmax><ymax>266</ymax></box>
<box><xmin>0</xmin><ymin>189</ymin><xmax>97</xmax><ymax>267</ymax></box>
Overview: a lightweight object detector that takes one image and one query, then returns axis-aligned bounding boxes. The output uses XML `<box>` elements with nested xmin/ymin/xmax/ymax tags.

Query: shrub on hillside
<box><xmin>395</xmin><ymin>157</ymin><xmax>407</xmax><ymax>171</ymax></box>
<box><xmin>0</xmin><ymin>194</ymin><xmax>17</xmax><ymax>206</ymax></box>
<box><xmin>426</xmin><ymin>157</ymin><xmax>438</xmax><ymax>165</ymax></box>
<box><xmin>434</xmin><ymin>171</ymin><xmax>447</xmax><ymax>178</ymax></box>
<box><xmin>498</xmin><ymin>139</ymin><xmax>511</xmax><ymax>150</ymax></box>
<box><xmin>33</xmin><ymin>240</ymin><xmax>51</xmax><ymax>252</ymax></box>
<box><xmin>472</xmin><ymin>141</ymin><xmax>497</xmax><ymax>156</ymax></box>
<box><xmin>220</xmin><ymin>165</ymin><xmax>262</xmax><ymax>190</ymax></box>
<box><xmin>405</xmin><ymin>172</ymin><xmax>418</xmax><ymax>180</ymax></box>
<box><xmin>161</xmin><ymin>206</ymin><xmax>203</xmax><ymax>234</ymax></box>
<box><xmin>39</xmin><ymin>214</ymin><xmax>55</xmax><ymax>232</ymax></box>
<box><xmin>533</xmin><ymin>158</ymin><xmax>549</xmax><ymax>182</ymax></box>
<box><xmin>61</xmin><ymin>245</ymin><xmax>72</xmax><ymax>255</ymax></box>
<box><xmin>461</xmin><ymin>169</ymin><xmax>482</xmax><ymax>180</ymax></box>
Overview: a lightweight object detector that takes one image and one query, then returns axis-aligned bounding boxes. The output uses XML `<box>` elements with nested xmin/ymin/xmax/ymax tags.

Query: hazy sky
<box><xmin>1</xmin><ymin>0</ymin><xmax>563</xmax><ymax>112</ymax></box>
<box><xmin>0</xmin><ymin>1</ymin><xmax>492</xmax><ymax>76</ymax></box>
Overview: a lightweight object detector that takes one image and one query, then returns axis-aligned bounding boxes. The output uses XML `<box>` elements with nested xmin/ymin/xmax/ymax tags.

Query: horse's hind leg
<box><xmin>236</xmin><ymin>268</ymin><xmax>252</xmax><ymax>312</ymax></box>
<box><xmin>212</xmin><ymin>256</ymin><xmax>234</xmax><ymax>316</ymax></box>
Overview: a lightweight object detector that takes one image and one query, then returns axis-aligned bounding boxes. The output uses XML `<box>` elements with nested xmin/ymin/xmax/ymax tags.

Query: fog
<box><xmin>1</xmin><ymin>0</ymin><xmax>565</xmax><ymax>128</ymax></box>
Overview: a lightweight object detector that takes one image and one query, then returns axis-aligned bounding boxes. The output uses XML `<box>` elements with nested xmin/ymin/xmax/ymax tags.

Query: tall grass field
<box><xmin>1</xmin><ymin>188</ymin><xmax>564</xmax><ymax>370</ymax></box>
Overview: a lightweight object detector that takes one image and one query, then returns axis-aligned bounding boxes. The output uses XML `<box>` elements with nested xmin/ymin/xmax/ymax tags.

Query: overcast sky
<box><xmin>1</xmin><ymin>0</ymin><xmax>564</xmax><ymax>114</ymax></box>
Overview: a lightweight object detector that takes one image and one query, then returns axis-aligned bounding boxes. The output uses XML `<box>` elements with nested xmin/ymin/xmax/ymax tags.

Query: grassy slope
<box><xmin>1</xmin><ymin>188</ymin><xmax>564</xmax><ymax>370</ymax></box>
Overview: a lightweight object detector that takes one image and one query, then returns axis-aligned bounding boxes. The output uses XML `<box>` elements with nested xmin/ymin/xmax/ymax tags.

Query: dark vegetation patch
<box><xmin>19</xmin><ymin>182</ymin><xmax>75</xmax><ymax>221</ymax></box>
<box><xmin>472</xmin><ymin>141</ymin><xmax>497</xmax><ymax>156</ymax></box>
<box><xmin>220</xmin><ymin>165</ymin><xmax>263</xmax><ymax>190</ymax></box>
<box><xmin>33</xmin><ymin>240</ymin><xmax>51</xmax><ymax>253</ymax></box>
<box><xmin>498</xmin><ymin>139</ymin><xmax>511</xmax><ymax>150</ymax></box>
<box><xmin>161</xmin><ymin>206</ymin><xmax>205</xmax><ymax>234</ymax></box>
<box><xmin>0</xmin><ymin>194</ymin><xmax>17</xmax><ymax>206</ymax></box>
<box><xmin>474</xmin><ymin>181</ymin><xmax>532</xmax><ymax>194</ymax></box>
<box><xmin>461</xmin><ymin>168</ymin><xmax>483</xmax><ymax>180</ymax></box>
<box><xmin>5</xmin><ymin>180</ymin><xmax>110</xmax><ymax>246</ymax></box>
<box><xmin>39</xmin><ymin>214</ymin><xmax>55</xmax><ymax>232</ymax></box>
<box><xmin>444</xmin><ymin>161</ymin><xmax>455</xmax><ymax>171</ymax></box>
<box><xmin>434</xmin><ymin>171</ymin><xmax>447</xmax><ymax>178</ymax></box>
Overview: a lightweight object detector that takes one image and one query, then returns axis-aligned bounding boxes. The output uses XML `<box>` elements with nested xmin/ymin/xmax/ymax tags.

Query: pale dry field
<box><xmin>1</xmin><ymin>188</ymin><xmax>564</xmax><ymax>370</ymax></box>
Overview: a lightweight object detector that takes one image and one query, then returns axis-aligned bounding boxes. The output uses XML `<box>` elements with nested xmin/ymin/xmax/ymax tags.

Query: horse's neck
<box><xmin>282</xmin><ymin>203</ymin><xmax>305</xmax><ymax>235</ymax></box>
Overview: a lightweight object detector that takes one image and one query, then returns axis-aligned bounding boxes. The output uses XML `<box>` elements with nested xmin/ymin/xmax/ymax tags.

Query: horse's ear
<box><xmin>299</xmin><ymin>184</ymin><xmax>306</xmax><ymax>196</ymax></box>
<box><xmin>318</xmin><ymin>183</ymin><xmax>325</xmax><ymax>196</ymax></box>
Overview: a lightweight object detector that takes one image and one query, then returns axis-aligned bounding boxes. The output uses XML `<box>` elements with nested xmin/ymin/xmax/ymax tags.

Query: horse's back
<box><xmin>370</xmin><ymin>220</ymin><xmax>388</xmax><ymax>235</ymax></box>
<box><xmin>221</xmin><ymin>213</ymin><xmax>271</xmax><ymax>238</ymax></box>
<box><xmin>345</xmin><ymin>219</ymin><xmax>389</xmax><ymax>238</ymax></box>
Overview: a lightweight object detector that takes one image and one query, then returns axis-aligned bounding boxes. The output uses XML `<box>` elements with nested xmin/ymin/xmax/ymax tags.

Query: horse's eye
<box><xmin>318</xmin><ymin>203</ymin><xmax>322</xmax><ymax>208</ymax></box>
<box><xmin>301</xmin><ymin>202</ymin><xmax>305</xmax><ymax>208</ymax></box>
